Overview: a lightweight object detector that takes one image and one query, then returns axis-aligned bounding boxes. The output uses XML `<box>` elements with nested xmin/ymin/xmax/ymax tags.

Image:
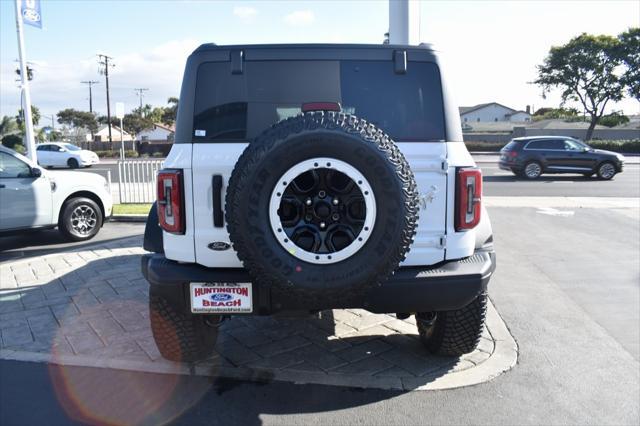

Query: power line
<box><xmin>97</xmin><ymin>54</ymin><xmax>115</xmax><ymax>144</ymax></box>
<box><xmin>80</xmin><ymin>80</ymin><xmax>99</xmax><ymax>114</ymax></box>
<box><xmin>134</xmin><ymin>88</ymin><xmax>149</xmax><ymax>115</ymax></box>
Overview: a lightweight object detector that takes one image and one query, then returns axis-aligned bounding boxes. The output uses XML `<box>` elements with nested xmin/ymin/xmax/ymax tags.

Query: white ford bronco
<box><xmin>141</xmin><ymin>44</ymin><xmax>496</xmax><ymax>362</ymax></box>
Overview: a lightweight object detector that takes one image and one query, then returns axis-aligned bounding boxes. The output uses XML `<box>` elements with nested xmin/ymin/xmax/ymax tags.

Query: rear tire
<box><xmin>58</xmin><ymin>197</ymin><xmax>102</xmax><ymax>242</ymax></box>
<box><xmin>149</xmin><ymin>286</ymin><xmax>220</xmax><ymax>362</ymax></box>
<box><xmin>67</xmin><ymin>158</ymin><xmax>79</xmax><ymax>169</ymax></box>
<box><xmin>417</xmin><ymin>292</ymin><xmax>488</xmax><ymax>356</ymax></box>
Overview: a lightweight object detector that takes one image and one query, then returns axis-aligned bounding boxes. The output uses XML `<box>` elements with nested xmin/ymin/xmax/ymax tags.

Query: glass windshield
<box><xmin>193</xmin><ymin>60</ymin><xmax>446</xmax><ymax>142</ymax></box>
<box><xmin>63</xmin><ymin>144</ymin><xmax>82</xmax><ymax>151</ymax></box>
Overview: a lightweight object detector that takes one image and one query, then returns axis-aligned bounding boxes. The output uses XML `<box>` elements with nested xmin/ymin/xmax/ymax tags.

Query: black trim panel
<box><xmin>141</xmin><ymin>250</ymin><xmax>495</xmax><ymax>314</ymax></box>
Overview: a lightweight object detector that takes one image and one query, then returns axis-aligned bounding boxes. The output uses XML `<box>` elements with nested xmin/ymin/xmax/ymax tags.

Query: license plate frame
<box><xmin>190</xmin><ymin>282</ymin><xmax>253</xmax><ymax>314</ymax></box>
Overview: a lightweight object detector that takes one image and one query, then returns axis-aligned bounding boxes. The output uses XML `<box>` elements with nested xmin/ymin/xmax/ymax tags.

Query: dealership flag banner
<box><xmin>21</xmin><ymin>0</ymin><xmax>42</xmax><ymax>28</ymax></box>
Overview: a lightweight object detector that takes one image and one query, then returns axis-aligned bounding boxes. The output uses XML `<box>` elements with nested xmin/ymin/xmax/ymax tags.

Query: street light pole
<box><xmin>14</xmin><ymin>0</ymin><xmax>37</xmax><ymax>161</ymax></box>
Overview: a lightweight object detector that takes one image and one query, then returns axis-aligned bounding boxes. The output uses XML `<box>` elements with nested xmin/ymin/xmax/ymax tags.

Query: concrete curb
<box><xmin>110</xmin><ymin>214</ymin><xmax>148</xmax><ymax>222</ymax></box>
<box><xmin>0</xmin><ymin>300</ymin><xmax>517</xmax><ymax>392</ymax></box>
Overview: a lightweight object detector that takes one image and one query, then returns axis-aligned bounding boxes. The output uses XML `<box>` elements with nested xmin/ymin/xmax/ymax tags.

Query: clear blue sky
<box><xmin>1</xmin><ymin>0</ymin><xmax>638</xmax><ymax>124</ymax></box>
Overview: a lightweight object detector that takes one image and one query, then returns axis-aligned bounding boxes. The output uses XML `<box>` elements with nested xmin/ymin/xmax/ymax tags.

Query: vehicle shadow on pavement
<box><xmin>0</xmin><ymin>229</ymin><xmax>143</xmax><ymax>262</ymax></box>
<box><xmin>0</xmin><ymin>241</ymin><xmax>466</xmax><ymax>425</ymax></box>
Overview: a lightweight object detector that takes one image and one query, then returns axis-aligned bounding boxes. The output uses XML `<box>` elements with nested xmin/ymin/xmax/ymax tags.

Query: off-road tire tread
<box><xmin>149</xmin><ymin>289</ymin><xmax>218</xmax><ymax>362</ymax></box>
<box><xmin>418</xmin><ymin>292</ymin><xmax>488</xmax><ymax>356</ymax></box>
<box><xmin>226</xmin><ymin>112</ymin><xmax>419</xmax><ymax>303</ymax></box>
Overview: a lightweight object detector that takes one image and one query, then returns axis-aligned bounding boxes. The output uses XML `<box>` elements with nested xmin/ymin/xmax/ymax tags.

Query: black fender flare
<box><xmin>143</xmin><ymin>202</ymin><xmax>164</xmax><ymax>254</ymax></box>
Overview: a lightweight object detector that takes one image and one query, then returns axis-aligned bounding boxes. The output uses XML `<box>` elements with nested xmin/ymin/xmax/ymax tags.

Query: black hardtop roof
<box><xmin>193</xmin><ymin>43</ymin><xmax>436</xmax><ymax>54</ymax></box>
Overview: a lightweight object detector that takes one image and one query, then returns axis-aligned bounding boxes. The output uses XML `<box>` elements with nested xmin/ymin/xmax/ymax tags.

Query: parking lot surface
<box><xmin>0</xmin><ymin>235</ymin><xmax>516</xmax><ymax>391</ymax></box>
<box><xmin>1</xmin><ymin>168</ymin><xmax>638</xmax><ymax>425</ymax></box>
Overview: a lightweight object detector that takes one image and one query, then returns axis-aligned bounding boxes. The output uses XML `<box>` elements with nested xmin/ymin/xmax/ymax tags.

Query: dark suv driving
<box><xmin>499</xmin><ymin>136</ymin><xmax>625</xmax><ymax>180</ymax></box>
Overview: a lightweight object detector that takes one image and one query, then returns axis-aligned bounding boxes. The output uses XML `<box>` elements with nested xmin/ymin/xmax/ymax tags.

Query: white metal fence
<box><xmin>117</xmin><ymin>159</ymin><xmax>164</xmax><ymax>203</ymax></box>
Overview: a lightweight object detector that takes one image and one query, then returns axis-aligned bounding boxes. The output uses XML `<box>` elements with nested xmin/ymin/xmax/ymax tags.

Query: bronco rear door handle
<box><xmin>212</xmin><ymin>175</ymin><xmax>224</xmax><ymax>228</ymax></box>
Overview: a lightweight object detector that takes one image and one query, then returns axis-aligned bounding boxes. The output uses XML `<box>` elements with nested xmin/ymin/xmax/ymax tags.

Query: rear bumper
<box><xmin>498</xmin><ymin>159</ymin><xmax>519</xmax><ymax>171</ymax></box>
<box><xmin>141</xmin><ymin>249</ymin><xmax>496</xmax><ymax>314</ymax></box>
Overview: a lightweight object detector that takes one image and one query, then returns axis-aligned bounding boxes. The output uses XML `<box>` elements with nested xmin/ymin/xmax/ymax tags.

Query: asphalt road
<box><xmin>1</xmin><ymin>203</ymin><xmax>639</xmax><ymax>425</ymax></box>
<box><xmin>77</xmin><ymin>157</ymin><xmax>640</xmax><ymax>199</ymax></box>
<box><xmin>0</xmin><ymin>221</ymin><xmax>142</xmax><ymax>264</ymax></box>
<box><xmin>480</xmin><ymin>162</ymin><xmax>640</xmax><ymax>198</ymax></box>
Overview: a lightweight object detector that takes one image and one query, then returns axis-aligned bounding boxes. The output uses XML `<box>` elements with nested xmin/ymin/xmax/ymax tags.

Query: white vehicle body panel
<box><xmin>163</xmin><ymin>140</ymin><xmax>481</xmax><ymax>268</ymax></box>
<box><xmin>0</xmin><ymin>148</ymin><xmax>112</xmax><ymax>232</ymax></box>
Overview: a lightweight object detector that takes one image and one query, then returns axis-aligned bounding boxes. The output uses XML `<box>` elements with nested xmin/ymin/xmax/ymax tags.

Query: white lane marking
<box><xmin>484</xmin><ymin>196</ymin><xmax>639</xmax><ymax>209</ymax></box>
<box><xmin>536</xmin><ymin>207</ymin><xmax>575</xmax><ymax>217</ymax></box>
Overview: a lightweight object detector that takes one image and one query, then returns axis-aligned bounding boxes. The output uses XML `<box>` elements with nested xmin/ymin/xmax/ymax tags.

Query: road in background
<box><xmin>72</xmin><ymin>156</ymin><xmax>640</xmax><ymax>198</ymax></box>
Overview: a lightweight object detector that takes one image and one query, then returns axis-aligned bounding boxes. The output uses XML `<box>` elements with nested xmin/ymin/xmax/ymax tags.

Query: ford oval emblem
<box><xmin>208</xmin><ymin>242</ymin><xmax>231</xmax><ymax>251</ymax></box>
<box><xmin>211</xmin><ymin>294</ymin><xmax>233</xmax><ymax>302</ymax></box>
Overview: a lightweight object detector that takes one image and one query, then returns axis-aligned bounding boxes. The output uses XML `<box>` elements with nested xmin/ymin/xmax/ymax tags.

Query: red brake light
<box><xmin>157</xmin><ymin>169</ymin><xmax>185</xmax><ymax>234</ymax></box>
<box><xmin>507</xmin><ymin>151</ymin><xmax>518</xmax><ymax>158</ymax></box>
<box><xmin>455</xmin><ymin>168</ymin><xmax>482</xmax><ymax>231</ymax></box>
<box><xmin>301</xmin><ymin>102</ymin><xmax>341</xmax><ymax>113</ymax></box>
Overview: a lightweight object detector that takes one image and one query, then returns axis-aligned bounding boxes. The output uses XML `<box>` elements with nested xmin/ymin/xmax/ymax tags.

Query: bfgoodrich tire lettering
<box><xmin>225</xmin><ymin>112</ymin><xmax>419</xmax><ymax>305</ymax></box>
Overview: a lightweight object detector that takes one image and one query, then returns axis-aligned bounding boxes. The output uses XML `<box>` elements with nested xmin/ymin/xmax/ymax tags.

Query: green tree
<box><xmin>123</xmin><ymin>113</ymin><xmax>153</xmax><ymax>137</ymax></box>
<box><xmin>617</xmin><ymin>28</ymin><xmax>640</xmax><ymax>101</ymax></box>
<box><xmin>1</xmin><ymin>134</ymin><xmax>23</xmax><ymax>152</ymax></box>
<box><xmin>16</xmin><ymin>105</ymin><xmax>40</xmax><ymax>128</ymax></box>
<box><xmin>161</xmin><ymin>97</ymin><xmax>179</xmax><ymax>126</ymax></box>
<box><xmin>534</xmin><ymin>33</ymin><xmax>624</xmax><ymax>140</ymax></box>
<box><xmin>57</xmin><ymin>109</ymin><xmax>98</xmax><ymax>133</ymax></box>
<box><xmin>533</xmin><ymin>107</ymin><xmax>580</xmax><ymax>120</ymax></box>
<box><xmin>0</xmin><ymin>116</ymin><xmax>19</xmax><ymax>139</ymax></box>
<box><xmin>597</xmin><ymin>110</ymin><xmax>630</xmax><ymax>128</ymax></box>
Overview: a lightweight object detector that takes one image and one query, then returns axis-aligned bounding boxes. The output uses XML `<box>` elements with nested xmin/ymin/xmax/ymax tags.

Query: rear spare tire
<box><xmin>226</xmin><ymin>112</ymin><xmax>419</xmax><ymax>305</ymax></box>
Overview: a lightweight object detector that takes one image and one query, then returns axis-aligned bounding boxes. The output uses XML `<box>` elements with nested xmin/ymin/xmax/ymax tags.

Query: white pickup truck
<box><xmin>0</xmin><ymin>146</ymin><xmax>112</xmax><ymax>241</ymax></box>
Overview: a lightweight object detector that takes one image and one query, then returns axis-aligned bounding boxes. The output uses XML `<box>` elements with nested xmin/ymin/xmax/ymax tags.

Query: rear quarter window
<box><xmin>192</xmin><ymin>60</ymin><xmax>446</xmax><ymax>142</ymax></box>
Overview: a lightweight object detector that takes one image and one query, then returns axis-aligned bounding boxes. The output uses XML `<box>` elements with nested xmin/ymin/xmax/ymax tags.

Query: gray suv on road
<box><xmin>499</xmin><ymin>136</ymin><xmax>625</xmax><ymax>180</ymax></box>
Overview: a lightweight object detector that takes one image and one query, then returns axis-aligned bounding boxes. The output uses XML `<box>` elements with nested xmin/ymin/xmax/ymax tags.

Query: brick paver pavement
<box><xmin>0</xmin><ymin>236</ymin><xmax>516</xmax><ymax>391</ymax></box>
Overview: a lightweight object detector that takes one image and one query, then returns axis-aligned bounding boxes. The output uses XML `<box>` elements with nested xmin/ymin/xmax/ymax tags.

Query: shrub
<box><xmin>124</xmin><ymin>150</ymin><xmax>139</xmax><ymax>158</ymax></box>
<box><xmin>1</xmin><ymin>134</ymin><xmax>23</xmax><ymax>150</ymax></box>
<box><xmin>151</xmin><ymin>151</ymin><xmax>164</xmax><ymax>157</ymax></box>
<box><xmin>93</xmin><ymin>150</ymin><xmax>118</xmax><ymax>158</ymax></box>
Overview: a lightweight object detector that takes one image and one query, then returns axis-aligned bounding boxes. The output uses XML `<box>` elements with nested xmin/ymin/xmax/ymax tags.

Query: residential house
<box><xmin>459</xmin><ymin>102</ymin><xmax>532</xmax><ymax>123</ymax></box>
<box><xmin>89</xmin><ymin>125</ymin><xmax>133</xmax><ymax>142</ymax></box>
<box><xmin>137</xmin><ymin>123</ymin><xmax>175</xmax><ymax>143</ymax></box>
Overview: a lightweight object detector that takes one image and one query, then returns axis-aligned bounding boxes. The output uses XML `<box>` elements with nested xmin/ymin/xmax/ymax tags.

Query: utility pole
<box><xmin>81</xmin><ymin>80</ymin><xmax>99</xmax><ymax>113</ymax></box>
<box><xmin>13</xmin><ymin>0</ymin><xmax>37</xmax><ymax>161</ymax></box>
<box><xmin>388</xmin><ymin>0</ymin><xmax>421</xmax><ymax>45</ymax></box>
<box><xmin>134</xmin><ymin>88</ymin><xmax>149</xmax><ymax>115</ymax></box>
<box><xmin>97</xmin><ymin>54</ymin><xmax>114</xmax><ymax>146</ymax></box>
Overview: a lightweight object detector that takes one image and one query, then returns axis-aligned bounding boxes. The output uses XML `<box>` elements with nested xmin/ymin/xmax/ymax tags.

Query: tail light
<box><xmin>455</xmin><ymin>168</ymin><xmax>482</xmax><ymax>231</ymax></box>
<box><xmin>507</xmin><ymin>151</ymin><xmax>518</xmax><ymax>158</ymax></box>
<box><xmin>157</xmin><ymin>169</ymin><xmax>185</xmax><ymax>234</ymax></box>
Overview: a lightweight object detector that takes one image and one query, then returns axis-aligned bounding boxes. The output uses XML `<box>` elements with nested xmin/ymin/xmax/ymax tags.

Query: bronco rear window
<box><xmin>193</xmin><ymin>60</ymin><xmax>446</xmax><ymax>142</ymax></box>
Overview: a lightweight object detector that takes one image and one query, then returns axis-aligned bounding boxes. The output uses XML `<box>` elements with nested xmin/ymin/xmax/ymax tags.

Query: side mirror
<box><xmin>583</xmin><ymin>147</ymin><xmax>590</xmax><ymax>152</ymax></box>
<box><xmin>31</xmin><ymin>167</ymin><xmax>42</xmax><ymax>178</ymax></box>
